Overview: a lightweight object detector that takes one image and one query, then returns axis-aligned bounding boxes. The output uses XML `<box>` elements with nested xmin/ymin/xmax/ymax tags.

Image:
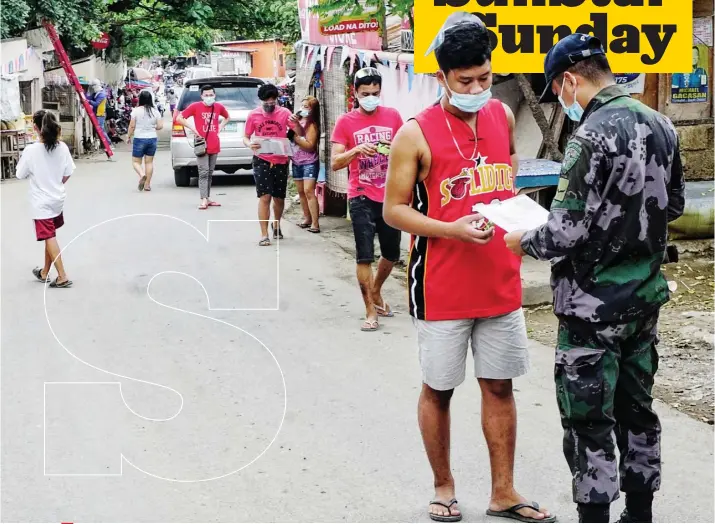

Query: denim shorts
<box><xmin>132</xmin><ymin>137</ymin><xmax>157</xmax><ymax>158</ymax></box>
<box><xmin>349</xmin><ymin>195</ymin><xmax>401</xmax><ymax>264</ymax></box>
<box><xmin>292</xmin><ymin>161</ymin><xmax>319</xmax><ymax>180</ymax></box>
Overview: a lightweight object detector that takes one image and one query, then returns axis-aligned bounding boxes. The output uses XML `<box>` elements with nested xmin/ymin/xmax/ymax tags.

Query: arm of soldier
<box><xmin>503</xmin><ymin>102</ymin><xmax>519</xmax><ymax>192</ymax></box>
<box><xmin>667</xmin><ymin>141</ymin><xmax>685</xmax><ymax>222</ymax></box>
<box><xmin>519</xmin><ymin>138</ymin><xmax>604</xmax><ymax>260</ymax></box>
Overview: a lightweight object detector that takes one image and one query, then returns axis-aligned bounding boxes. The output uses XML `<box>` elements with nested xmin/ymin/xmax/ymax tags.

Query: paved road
<box><xmin>1</xmin><ymin>132</ymin><xmax>713</xmax><ymax>522</ymax></box>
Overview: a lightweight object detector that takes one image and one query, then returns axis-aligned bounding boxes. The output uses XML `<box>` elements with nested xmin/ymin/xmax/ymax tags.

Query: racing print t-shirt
<box><xmin>331</xmin><ymin>106</ymin><xmax>404</xmax><ymax>203</ymax></box>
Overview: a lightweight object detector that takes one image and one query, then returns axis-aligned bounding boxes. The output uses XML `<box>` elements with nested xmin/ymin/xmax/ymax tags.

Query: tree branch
<box><xmin>515</xmin><ymin>73</ymin><xmax>563</xmax><ymax>161</ymax></box>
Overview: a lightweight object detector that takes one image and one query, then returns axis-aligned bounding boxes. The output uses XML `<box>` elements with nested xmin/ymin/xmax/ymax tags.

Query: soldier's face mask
<box><xmin>559</xmin><ymin>74</ymin><xmax>584</xmax><ymax>122</ymax></box>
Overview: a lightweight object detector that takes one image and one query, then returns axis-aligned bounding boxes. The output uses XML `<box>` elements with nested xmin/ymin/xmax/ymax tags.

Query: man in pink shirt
<box><xmin>244</xmin><ymin>84</ymin><xmax>293</xmax><ymax>246</ymax></box>
<box><xmin>331</xmin><ymin>67</ymin><xmax>404</xmax><ymax>331</ymax></box>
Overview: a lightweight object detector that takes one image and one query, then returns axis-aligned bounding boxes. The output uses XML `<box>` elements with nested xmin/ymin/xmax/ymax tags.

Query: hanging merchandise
<box><xmin>357</xmin><ymin>51</ymin><xmax>366</xmax><ymax>68</ymax></box>
<box><xmin>299</xmin><ymin>44</ymin><xmax>309</xmax><ymax>67</ymax></box>
<box><xmin>305</xmin><ymin>45</ymin><xmax>315</xmax><ymax>68</ymax></box>
<box><xmin>407</xmin><ymin>63</ymin><xmax>415</xmax><ymax>92</ymax></box>
<box><xmin>348</xmin><ymin>48</ymin><xmax>357</xmax><ymax>74</ymax></box>
<box><xmin>313</xmin><ymin>60</ymin><xmax>323</xmax><ymax>90</ymax></box>
<box><xmin>309</xmin><ymin>45</ymin><xmax>322</xmax><ymax>70</ymax></box>
<box><xmin>339</xmin><ymin>46</ymin><xmax>351</xmax><ymax>68</ymax></box>
<box><xmin>317</xmin><ymin>45</ymin><xmax>326</xmax><ymax>66</ymax></box>
<box><xmin>325</xmin><ymin>46</ymin><xmax>336</xmax><ymax>70</ymax></box>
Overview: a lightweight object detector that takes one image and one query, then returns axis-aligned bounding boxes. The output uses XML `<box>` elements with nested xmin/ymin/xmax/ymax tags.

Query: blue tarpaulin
<box><xmin>515</xmin><ymin>158</ymin><xmax>562</xmax><ymax>188</ymax></box>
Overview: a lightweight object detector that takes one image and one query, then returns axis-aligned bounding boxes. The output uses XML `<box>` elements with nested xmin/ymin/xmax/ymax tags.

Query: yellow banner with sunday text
<box><xmin>414</xmin><ymin>0</ymin><xmax>692</xmax><ymax>74</ymax></box>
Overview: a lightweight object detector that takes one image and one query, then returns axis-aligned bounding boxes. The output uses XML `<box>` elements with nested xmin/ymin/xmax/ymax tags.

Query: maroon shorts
<box><xmin>34</xmin><ymin>213</ymin><xmax>64</xmax><ymax>241</ymax></box>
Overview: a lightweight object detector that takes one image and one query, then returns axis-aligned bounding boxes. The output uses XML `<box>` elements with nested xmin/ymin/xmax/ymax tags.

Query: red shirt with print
<box><xmin>181</xmin><ymin>102</ymin><xmax>229</xmax><ymax>155</ymax></box>
<box><xmin>244</xmin><ymin>106</ymin><xmax>292</xmax><ymax>165</ymax></box>
<box><xmin>331</xmin><ymin>106</ymin><xmax>404</xmax><ymax>203</ymax></box>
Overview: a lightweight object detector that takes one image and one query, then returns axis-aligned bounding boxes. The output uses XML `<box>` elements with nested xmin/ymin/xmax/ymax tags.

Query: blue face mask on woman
<box><xmin>559</xmin><ymin>76</ymin><xmax>584</xmax><ymax>122</ymax></box>
<box><xmin>443</xmin><ymin>79</ymin><xmax>492</xmax><ymax>113</ymax></box>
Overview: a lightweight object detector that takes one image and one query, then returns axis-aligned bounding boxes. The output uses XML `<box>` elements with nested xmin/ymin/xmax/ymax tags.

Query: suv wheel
<box><xmin>174</xmin><ymin>167</ymin><xmax>190</xmax><ymax>187</ymax></box>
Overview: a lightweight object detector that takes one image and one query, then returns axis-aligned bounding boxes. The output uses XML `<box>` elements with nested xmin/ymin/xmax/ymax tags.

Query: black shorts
<box><xmin>253</xmin><ymin>157</ymin><xmax>289</xmax><ymax>199</ymax></box>
<box><xmin>349</xmin><ymin>196</ymin><xmax>401</xmax><ymax>264</ymax></box>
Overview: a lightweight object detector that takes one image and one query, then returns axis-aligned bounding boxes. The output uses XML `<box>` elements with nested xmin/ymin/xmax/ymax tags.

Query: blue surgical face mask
<box><xmin>359</xmin><ymin>95</ymin><xmax>381</xmax><ymax>112</ymax></box>
<box><xmin>559</xmin><ymin>77</ymin><xmax>584</xmax><ymax>122</ymax></box>
<box><xmin>444</xmin><ymin>79</ymin><xmax>492</xmax><ymax>113</ymax></box>
<box><xmin>299</xmin><ymin>109</ymin><xmax>310</xmax><ymax>118</ymax></box>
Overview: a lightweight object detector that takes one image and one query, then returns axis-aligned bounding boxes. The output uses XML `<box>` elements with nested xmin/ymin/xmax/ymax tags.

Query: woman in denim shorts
<box><xmin>289</xmin><ymin>96</ymin><xmax>321</xmax><ymax>233</ymax></box>
<box><xmin>128</xmin><ymin>91</ymin><xmax>163</xmax><ymax>191</ymax></box>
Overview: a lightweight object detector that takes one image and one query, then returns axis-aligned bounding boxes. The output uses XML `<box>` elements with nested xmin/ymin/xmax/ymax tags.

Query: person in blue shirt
<box><xmin>87</xmin><ymin>78</ymin><xmax>112</xmax><ymax>149</ymax></box>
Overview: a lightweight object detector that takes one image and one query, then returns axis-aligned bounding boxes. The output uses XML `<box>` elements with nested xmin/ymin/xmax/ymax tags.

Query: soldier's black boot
<box><xmin>617</xmin><ymin>493</ymin><xmax>654</xmax><ymax>523</ymax></box>
<box><xmin>577</xmin><ymin>503</ymin><xmax>610</xmax><ymax>523</ymax></box>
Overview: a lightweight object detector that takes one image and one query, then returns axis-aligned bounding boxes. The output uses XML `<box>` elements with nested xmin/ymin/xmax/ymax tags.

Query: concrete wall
<box><xmin>677</xmin><ymin>123</ymin><xmax>715</xmax><ymax>181</ymax></box>
<box><xmin>44</xmin><ymin>56</ymin><xmax>126</xmax><ymax>87</ymax></box>
<box><xmin>222</xmin><ymin>41</ymin><xmax>286</xmax><ymax>80</ymax></box>
<box><xmin>2</xmin><ymin>37</ymin><xmax>45</xmax><ymax>115</ymax></box>
<box><xmin>1</xmin><ymin>38</ymin><xmax>28</xmax><ymax>75</ymax></box>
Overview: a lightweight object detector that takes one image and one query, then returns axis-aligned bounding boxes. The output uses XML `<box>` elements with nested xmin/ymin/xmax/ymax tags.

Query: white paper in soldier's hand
<box><xmin>472</xmin><ymin>195</ymin><xmax>549</xmax><ymax>233</ymax></box>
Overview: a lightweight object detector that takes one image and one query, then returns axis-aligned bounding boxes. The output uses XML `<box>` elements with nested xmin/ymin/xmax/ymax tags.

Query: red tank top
<box><xmin>408</xmin><ymin>99</ymin><xmax>522</xmax><ymax>321</ymax></box>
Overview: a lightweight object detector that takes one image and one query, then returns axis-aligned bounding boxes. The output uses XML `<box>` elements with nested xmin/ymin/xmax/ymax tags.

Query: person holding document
<box><xmin>504</xmin><ymin>35</ymin><xmax>685</xmax><ymax>524</ymax></box>
<box><xmin>331</xmin><ymin>67</ymin><xmax>404</xmax><ymax>332</ymax></box>
<box><xmin>244</xmin><ymin>84</ymin><xmax>293</xmax><ymax>246</ymax></box>
<box><xmin>383</xmin><ymin>13</ymin><xmax>554</xmax><ymax>524</ymax></box>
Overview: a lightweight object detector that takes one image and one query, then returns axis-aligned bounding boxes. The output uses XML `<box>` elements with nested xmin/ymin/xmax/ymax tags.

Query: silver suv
<box><xmin>171</xmin><ymin>76</ymin><xmax>264</xmax><ymax>186</ymax></box>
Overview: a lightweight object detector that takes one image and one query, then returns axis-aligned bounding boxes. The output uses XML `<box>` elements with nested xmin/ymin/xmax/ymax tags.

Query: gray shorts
<box><xmin>413</xmin><ymin>308</ymin><xmax>530</xmax><ymax>390</ymax></box>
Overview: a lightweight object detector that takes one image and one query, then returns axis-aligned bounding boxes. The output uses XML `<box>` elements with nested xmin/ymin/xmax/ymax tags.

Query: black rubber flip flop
<box><xmin>32</xmin><ymin>267</ymin><xmax>49</xmax><ymax>282</ymax></box>
<box><xmin>271</xmin><ymin>224</ymin><xmax>284</xmax><ymax>239</ymax></box>
<box><xmin>49</xmin><ymin>278</ymin><xmax>73</xmax><ymax>289</ymax></box>
<box><xmin>308</xmin><ymin>227</ymin><xmax>320</xmax><ymax>234</ymax></box>
<box><xmin>486</xmin><ymin>502</ymin><xmax>556</xmax><ymax>523</ymax></box>
<box><xmin>429</xmin><ymin>499</ymin><xmax>462</xmax><ymax>522</ymax></box>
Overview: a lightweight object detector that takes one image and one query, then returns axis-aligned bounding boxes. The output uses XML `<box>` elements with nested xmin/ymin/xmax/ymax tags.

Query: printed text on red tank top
<box><xmin>439</xmin><ymin>153</ymin><xmax>513</xmax><ymax>207</ymax></box>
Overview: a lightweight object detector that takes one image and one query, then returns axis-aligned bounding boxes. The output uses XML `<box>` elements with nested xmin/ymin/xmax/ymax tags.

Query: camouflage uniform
<box><xmin>521</xmin><ymin>85</ymin><xmax>685</xmax><ymax>504</ymax></box>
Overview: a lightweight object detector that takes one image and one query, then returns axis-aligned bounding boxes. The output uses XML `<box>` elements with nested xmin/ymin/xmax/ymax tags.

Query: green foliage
<box><xmin>310</xmin><ymin>0</ymin><xmax>414</xmax><ymax>29</ymax></box>
<box><xmin>0</xmin><ymin>0</ymin><xmax>103</xmax><ymax>42</ymax></box>
<box><xmin>2</xmin><ymin>0</ymin><xmax>301</xmax><ymax>59</ymax></box>
<box><xmin>0</xmin><ymin>0</ymin><xmax>32</xmax><ymax>39</ymax></box>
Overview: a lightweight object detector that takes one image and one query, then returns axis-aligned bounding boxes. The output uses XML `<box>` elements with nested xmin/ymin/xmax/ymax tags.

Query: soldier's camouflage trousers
<box><xmin>555</xmin><ymin>313</ymin><xmax>662</xmax><ymax>505</ymax></box>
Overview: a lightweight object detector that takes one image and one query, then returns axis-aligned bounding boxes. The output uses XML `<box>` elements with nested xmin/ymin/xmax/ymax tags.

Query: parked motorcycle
<box><xmin>277</xmin><ymin>84</ymin><xmax>294</xmax><ymax>112</ymax></box>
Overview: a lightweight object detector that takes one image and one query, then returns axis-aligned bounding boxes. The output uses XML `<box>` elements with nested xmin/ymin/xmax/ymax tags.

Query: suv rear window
<box><xmin>178</xmin><ymin>83</ymin><xmax>261</xmax><ymax>111</ymax></box>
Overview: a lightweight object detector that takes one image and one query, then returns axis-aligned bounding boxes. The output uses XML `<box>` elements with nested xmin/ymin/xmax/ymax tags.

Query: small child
<box><xmin>16</xmin><ymin>110</ymin><xmax>75</xmax><ymax>288</ymax></box>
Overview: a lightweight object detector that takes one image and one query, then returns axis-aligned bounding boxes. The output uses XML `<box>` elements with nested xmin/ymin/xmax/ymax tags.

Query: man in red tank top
<box><xmin>384</xmin><ymin>13</ymin><xmax>555</xmax><ymax>524</ymax></box>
